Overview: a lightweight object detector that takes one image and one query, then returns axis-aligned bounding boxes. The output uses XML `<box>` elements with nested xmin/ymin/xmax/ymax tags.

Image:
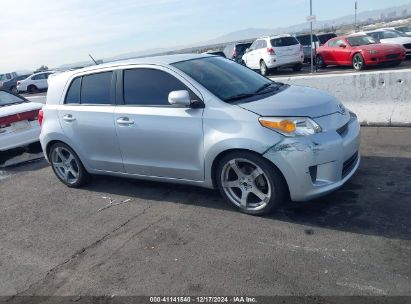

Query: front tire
<box><xmin>216</xmin><ymin>151</ymin><xmax>287</xmax><ymax>216</ymax></box>
<box><xmin>260</xmin><ymin>60</ymin><xmax>269</xmax><ymax>76</ymax></box>
<box><xmin>49</xmin><ymin>143</ymin><xmax>90</xmax><ymax>188</ymax></box>
<box><xmin>353</xmin><ymin>53</ymin><xmax>365</xmax><ymax>71</ymax></box>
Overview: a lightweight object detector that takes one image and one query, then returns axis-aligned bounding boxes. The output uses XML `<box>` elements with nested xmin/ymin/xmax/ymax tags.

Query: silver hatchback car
<box><xmin>40</xmin><ymin>54</ymin><xmax>360</xmax><ymax>215</ymax></box>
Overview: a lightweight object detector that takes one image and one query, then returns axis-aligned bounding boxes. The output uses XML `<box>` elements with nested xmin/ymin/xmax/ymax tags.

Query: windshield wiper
<box><xmin>224</xmin><ymin>93</ymin><xmax>257</xmax><ymax>102</ymax></box>
<box><xmin>255</xmin><ymin>83</ymin><xmax>273</xmax><ymax>93</ymax></box>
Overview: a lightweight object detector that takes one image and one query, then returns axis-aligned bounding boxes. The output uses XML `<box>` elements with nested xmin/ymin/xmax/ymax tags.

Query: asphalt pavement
<box><xmin>0</xmin><ymin>127</ymin><xmax>410</xmax><ymax>297</ymax></box>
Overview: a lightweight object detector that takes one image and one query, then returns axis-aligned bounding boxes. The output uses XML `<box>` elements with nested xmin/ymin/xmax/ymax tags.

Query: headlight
<box><xmin>367</xmin><ymin>50</ymin><xmax>379</xmax><ymax>54</ymax></box>
<box><xmin>259</xmin><ymin>117</ymin><xmax>322</xmax><ymax>137</ymax></box>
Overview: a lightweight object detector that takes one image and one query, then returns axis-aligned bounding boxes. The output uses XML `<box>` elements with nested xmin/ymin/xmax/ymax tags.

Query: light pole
<box><xmin>355</xmin><ymin>1</ymin><xmax>358</xmax><ymax>32</ymax></box>
<box><xmin>310</xmin><ymin>0</ymin><xmax>314</xmax><ymax>73</ymax></box>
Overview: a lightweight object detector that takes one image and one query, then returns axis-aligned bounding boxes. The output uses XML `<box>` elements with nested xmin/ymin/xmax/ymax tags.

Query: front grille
<box><xmin>386</xmin><ymin>53</ymin><xmax>400</xmax><ymax>59</ymax></box>
<box><xmin>336</xmin><ymin>122</ymin><xmax>349</xmax><ymax>136</ymax></box>
<box><xmin>342</xmin><ymin>152</ymin><xmax>359</xmax><ymax>178</ymax></box>
<box><xmin>403</xmin><ymin>43</ymin><xmax>411</xmax><ymax>49</ymax></box>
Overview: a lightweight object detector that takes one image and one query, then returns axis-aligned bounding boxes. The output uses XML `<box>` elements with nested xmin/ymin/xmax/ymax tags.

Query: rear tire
<box><xmin>260</xmin><ymin>60</ymin><xmax>269</xmax><ymax>76</ymax></box>
<box><xmin>293</xmin><ymin>63</ymin><xmax>303</xmax><ymax>72</ymax></box>
<box><xmin>49</xmin><ymin>142</ymin><xmax>90</xmax><ymax>188</ymax></box>
<box><xmin>216</xmin><ymin>151</ymin><xmax>287</xmax><ymax>216</ymax></box>
<box><xmin>10</xmin><ymin>86</ymin><xmax>18</xmax><ymax>94</ymax></box>
<box><xmin>316</xmin><ymin>55</ymin><xmax>326</xmax><ymax>68</ymax></box>
<box><xmin>353</xmin><ymin>53</ymin><xmax>365</xmax><ymax>71</ymax></box>
<box><xmin>28</xmin><ymin>85</ymin><xmax>39</xmax><ymax>94</ymax></box>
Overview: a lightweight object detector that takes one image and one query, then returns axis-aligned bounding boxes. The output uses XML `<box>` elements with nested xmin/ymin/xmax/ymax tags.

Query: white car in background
<box><xmin>0</xmin><ymin>90</ymin><xmax>43</xmax><ymax>152</ymax></box>
<box><xmin>17</xmin><ymin>71</ymin><xmax>55</xmax><ymax>94</ymax></box>
<box><xmin>242</xmin><ymin>34</ymin><xmax>304</xmax><ymax>76</ymax></box>
<box><xmin>364</xmin><ymin>30</ymin><xmax>411</xmax><ymax>57</ymax></box>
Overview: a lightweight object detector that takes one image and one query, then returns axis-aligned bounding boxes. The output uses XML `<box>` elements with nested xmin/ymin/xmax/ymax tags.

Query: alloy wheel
<box><xmin>220</xmin><ymin>158</ymin><xmax>272</xmax><ymax>211</ymax></box>
<box><xmin>51</xmin><ymin>147</ymin><xmax>80</xmax><ymax>185</ymax></box>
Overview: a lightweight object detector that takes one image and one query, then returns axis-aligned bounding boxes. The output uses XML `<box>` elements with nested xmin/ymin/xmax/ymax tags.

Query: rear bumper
<box><xmin>266</xmin><ymin>54</ymin><xmax>304</xmax><ymax>68</ymax></box>
<box><xmin>0</xmin><ymin>124</ymin><xmax>41</xmax><ymax>151</ymax></box>
<box><xmin>263</xmin><ymin>115</ymin><xmax>361</xmax><ymax>202</ymax></box>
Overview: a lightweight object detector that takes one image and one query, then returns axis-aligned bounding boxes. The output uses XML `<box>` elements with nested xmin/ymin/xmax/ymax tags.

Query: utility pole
<box><xmin>355</xmin><ymin>1</ymin><xmax>358</xmax><ymax>32</ymax></box>
<box><xmin>310</xmin><ymin>0</ymin><xmax>314</xmax><ymax>73</ymax></box>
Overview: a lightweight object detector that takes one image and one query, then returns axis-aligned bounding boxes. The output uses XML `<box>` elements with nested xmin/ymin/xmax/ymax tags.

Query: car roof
<box><xmin>74</xmin><ymin>53</ymin><xmax>213</xmax><ymax>74</ymax></box>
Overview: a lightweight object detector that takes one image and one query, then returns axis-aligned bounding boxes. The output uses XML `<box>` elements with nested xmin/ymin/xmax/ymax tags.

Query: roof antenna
<box><xmin>89</xmin><ymin>54</ymin><xmax>99</xmax><ymax>65</ymax></box>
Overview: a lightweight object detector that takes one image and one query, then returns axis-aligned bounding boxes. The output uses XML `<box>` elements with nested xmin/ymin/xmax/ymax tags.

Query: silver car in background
<box><xmin>40</xmin><ymin>54</ymin><xmax>360</xmax><ymax>215</ymax></box>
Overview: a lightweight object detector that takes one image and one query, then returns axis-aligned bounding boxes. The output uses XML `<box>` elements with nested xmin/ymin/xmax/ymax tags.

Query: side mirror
<box><xmin>339</xmin><ymin>43</ymin><xmax>347</xmax><ymax>48</ymax></box>
<box><xmin>168</xmin><ymin>90</ymin><xmax>192</xmax><ymax>107</ymax></box>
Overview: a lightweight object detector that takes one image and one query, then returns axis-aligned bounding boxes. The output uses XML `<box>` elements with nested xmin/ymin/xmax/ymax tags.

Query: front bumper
<box><xmin>263</xmin><ymin>115</ymin><xmax>360</xmax><ymax>202</ymax></box>
<box><xmin>364</xmin><ymin>53</ymin><xmax>406</xmax><ymax>65</ymax></box>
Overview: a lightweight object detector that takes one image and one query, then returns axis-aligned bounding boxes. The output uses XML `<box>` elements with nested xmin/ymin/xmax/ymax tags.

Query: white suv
<box><xmin>17</xmin><ymin>71</ymin><xmax>55</xmax><ymax>94</ymax></box>
<box><xmin>242</xmin><ymin>35</ymin><xmax>304</xmax><ymax>76</ymax></box>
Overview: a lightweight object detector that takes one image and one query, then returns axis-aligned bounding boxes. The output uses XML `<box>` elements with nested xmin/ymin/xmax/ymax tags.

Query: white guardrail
<box><xmin>272</xmin><ymin>69</ymin><xmax>411</xmax><ymax>126</ymax></box>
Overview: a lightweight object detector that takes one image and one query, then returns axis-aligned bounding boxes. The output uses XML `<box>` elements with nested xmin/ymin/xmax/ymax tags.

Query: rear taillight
<box><xmin>267</xmin><ymin>47</ymin><xmax>275</xmax><ymax>55</ymax></box>
<box><xmin>38</xmin><ymin>109</ymin><xmax>44</xmax><ymax>126</ymax></box>
<box><xmin>17</xmin><ymin>81</ymin><xmax>21</xmax><ymax>85</ymax></box>
<box><xmin>0</xmin><ymin>109</ymin><xmax>39</xmax><ymax>127</ymax></box>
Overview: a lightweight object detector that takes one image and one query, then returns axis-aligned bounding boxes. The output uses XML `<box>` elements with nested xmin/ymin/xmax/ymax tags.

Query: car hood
<box><xmin>237</xmin><ymin>85</ymin><xmax>342</xmax><ymax>118</ymax></box>
<box><xmin>0</xmin><ymin>102</ymin><xmax>43</xmax><ymax>117</ymax></box>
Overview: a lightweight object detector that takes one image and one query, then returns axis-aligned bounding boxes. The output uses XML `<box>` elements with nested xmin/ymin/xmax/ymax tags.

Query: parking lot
<box><xmin>0</xmin><ymin>127</ymin><xmax>410</xmax><ymax>297</ymax></box>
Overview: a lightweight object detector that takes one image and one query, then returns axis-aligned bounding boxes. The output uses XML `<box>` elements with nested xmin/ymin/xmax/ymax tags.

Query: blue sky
<box><xmin>1</xmin><ymin>0</ymin><xmax>410</xmax><ymax>71</ymax></box>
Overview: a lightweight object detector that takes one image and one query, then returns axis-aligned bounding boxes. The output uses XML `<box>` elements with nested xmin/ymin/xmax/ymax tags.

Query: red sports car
<box><xmin>316</xmin><ymin>34</ymin><xmax>406</xmax><ymax>71</ymax></box>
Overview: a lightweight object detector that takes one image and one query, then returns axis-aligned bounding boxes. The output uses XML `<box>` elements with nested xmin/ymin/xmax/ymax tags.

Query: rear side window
<box><xmin>65</xmin><ymin>77</ymin><xmax>81</xmax><ymax>104</ymax></box>
<box><xmin>81</xmin><ymin>72</ymin><xmax>112</xmax><ymax>104</ymax></box>
<box><xmin>270</xmin><ymin>37</ymin><xmax>299</xmax><ymax>47</ymax></box>
<box><xmin>123</xmin><ymin>69</ymin><xmax>188</xmax><ymax>106</ymax></box>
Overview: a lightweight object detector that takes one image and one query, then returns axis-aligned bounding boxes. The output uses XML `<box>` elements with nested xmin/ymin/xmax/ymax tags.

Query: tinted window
<box><xmin>347</xmin><ymin>36</ymin><xmax>377</xmax><ymax>46</ymax></box>
<box><xmin>296</xmin><ymin>35</ymin><xmax>319</xmax><ymax>45</ymax></box>
<box><xmin>381</xmin><ymin>31</ymin><xmax>400</xmax><ymax>39</ymax></box>
<box><xmin>235</xmin><ymin>43</ymin><xmax>252</xmax><ymax>55</ymax></box>
<box><xmin>318</xmin><ymin>34</ymin><xmax>336</xmax><ymax>44</ymax></box>
<box><xmin>270</xmin><ymin>37</ymin><xmax>299</xmax><ymax>47</ymax></box>
<box><xmin>172</xmin><ymin>57</ymin><xmax>277</xmax><ymax>103</ymax></box>
<box><xmin>32</xmin><ymin>73</ymin><xmax>46</xmax><ymax>80</ymax></box>
<box><xmin>0</xmin><ymin>91</ymin><xmax>25</xmax><ymax>106</ymax></box>
<box><xmin>81</xmin><ymin>72</ymin><xmax>112</xmax><ymax>104</ymax></box>
<box><xmin>123</xmin><ymin>69</ymin><xmax>187</xmax><ymax>106</ymax></box>
<box><xmin>65</xmin><ymin>77</ymin><xmax>81</xmax><ymax>104</ymax></box>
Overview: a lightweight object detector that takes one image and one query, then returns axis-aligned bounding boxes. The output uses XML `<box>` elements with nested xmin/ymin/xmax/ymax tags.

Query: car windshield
<box><xmin>347</xmin><ymin>35</ymin><xmax>377</xmax><ymax>46</ymax></box>
<box><xmin>0</xmin><ymin>90</ymin><xmax>26</xmax><ymax>106</ymax></box>
<box><xmin>381</xmin><ymin>31</ymin><xmax>401</xmax><ymax>38</ymax></box>
<box><xmin>172</xmin><ymin>57</ymin><xmax>279</xmax><ymax>102</ymax></box>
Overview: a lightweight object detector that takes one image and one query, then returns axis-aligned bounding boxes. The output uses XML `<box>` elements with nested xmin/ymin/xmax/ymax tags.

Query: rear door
<box><xmin>58</xmin><ymin>71</ymin><xmax>124</xmax><ymax>172</ymax></box>
<box><xmin>114</xmin><ymin>66</ymin><xmax>204</xmax><ymax>181</ymax></box>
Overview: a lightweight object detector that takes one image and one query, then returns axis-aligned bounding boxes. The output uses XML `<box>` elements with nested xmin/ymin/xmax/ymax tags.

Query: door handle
<box><xmin>63</xmin><ymin>114</ymin><xmax>76</xmax><ymax>122</ymax></box>
<box><xmin>116</xmin><ymin>117</ymin><xmax>134</xmax><ymax>126</ymax></box>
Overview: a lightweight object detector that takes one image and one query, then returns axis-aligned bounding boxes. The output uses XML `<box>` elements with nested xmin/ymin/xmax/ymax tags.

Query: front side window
<box><xmin>123</xmin><ymin>69</ymin><xmax>187</xmax><ymax>106</ymax></box>
<box><xmin>172</xmin><ymin>57</ymin><xmax>280</xmax><ymax>103</ymax></box>
<box><xmin>347</xmin><ymin>36</ymin><xmax>377</xmax><ymax>46</ymax></box>
<box><xmin>81</xmin><ymin>72</ymin><xmax>113</xmax><ymax>105</ymax></box>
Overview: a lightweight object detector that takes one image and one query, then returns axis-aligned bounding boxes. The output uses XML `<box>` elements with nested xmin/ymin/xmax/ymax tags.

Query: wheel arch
<box><xmin>210</xmin><ymin>148</ymin><xmax>289</xmax><ymax>198</ymax></box>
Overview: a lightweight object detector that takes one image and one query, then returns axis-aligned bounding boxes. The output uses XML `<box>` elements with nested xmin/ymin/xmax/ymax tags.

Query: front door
<box><xmin>115</xmin><ymin>67</ymin><xmax>204</xmax><ymax>181</ymax></box>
